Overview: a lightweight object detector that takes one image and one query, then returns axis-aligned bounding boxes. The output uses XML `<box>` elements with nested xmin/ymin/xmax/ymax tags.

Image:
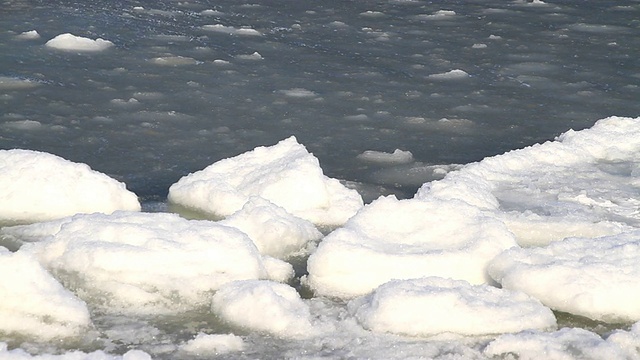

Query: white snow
<box><xmin>45</xmin><ymin>33</ymin><xmax>114</xmax><ymax>52</ymax></box>
<box><xmin>0</xmin><ymin>345</ymin><xmax>151</xmax><ymax>360</ymax></box>
<box><xmin>0</xmin><ymin>248</ymin><xmax>92</xmax><ymax>341</ymax></box>
<box><xmin>220</xmin><ymin>196</ymin><xmax>322</xmax><ymax>259</ymax></box>
<box><xmin>211</xmin><ymin>280</ymin><xmax>315</xmax><ymax>339</ymax></box>
<box><xmin>180</xmin><ymin>333</ymin><xmax>244</xmax><ymax>355</ymax></box>
<box><xmin>12</xmin><ymin>211</ymin><xmax>290</xmax><ymax>314</ymax></box>
<box><xmin>305</xmin><ymin>196</ymin><xmax>516</xmax><ymax>299</ymax></box>
<box><xmin>427</xmin><ymin>69</ymin><xmax>469</xmax><ymax>80</ymax></box>
<box><xmin>484</xmin><ymin>328</ymin><xmax>631</xmax><ymax>360</ymax></box>
<box><xmin>356</xmin><ymin>149</ymin><xmax>414</xmax><ymax>165</ymax></box>
<box><xmin>489</xmin><ymin>230</ymin><xmax>640</xmax><ymax>323</ymax></box>
<box><xmin>0</xmin><ymin>150</ymin><xmax>140</xmax><ymax>223</ymax></box>
<box><xmin>416</xmin><ymin>116</ymin><xmax>640</xmax><ymax>246</ymax></box>
<box><xmin>168</xmin><ymin>136</ymin><xmax>363</xmax><ymax>226</ymax></box>
<box><xmin>348</xmin><ymin>277</ymin><xmax>556</xmax><ymax>337</ymax></box>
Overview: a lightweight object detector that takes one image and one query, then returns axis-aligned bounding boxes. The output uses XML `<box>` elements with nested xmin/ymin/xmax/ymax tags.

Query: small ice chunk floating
<box><xmin>45</xmin><ymin>33</ymin><xmax>114</xmax><ymax>52</ymax></box>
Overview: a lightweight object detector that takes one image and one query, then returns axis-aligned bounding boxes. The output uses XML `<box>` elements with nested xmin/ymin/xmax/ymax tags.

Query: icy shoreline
<box><xmin>2</xmin><ymin>117</ymin><xmax>640</xmax><ymax>359</ymax></box>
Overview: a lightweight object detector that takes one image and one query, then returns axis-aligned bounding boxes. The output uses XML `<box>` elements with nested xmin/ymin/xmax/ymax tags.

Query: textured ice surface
<box><xmin>0</xmin><ymin>150</ymin><xmax>140</xmax><ymax>223</ymax></box>
<box><xmin>489</xmin><ymin>230</ymin><xmax>640</xmax><ymax>323</ymax></box>
<box><xmin>348</xmin><ymin>277</ymin><xmax>556</xmax><ymax>337</ymax></box>
<box><xmin>14</xmin><ymin>212</ymin><xmax>288</xmax><ymax>314</ymax></box>
<box><xmin>168</xmin><ymin>137</ymin><xmax>363</xmax><ymax>226</ymax></box>
<box><xmin>305</xmin><ymin>196</ymin><xmax>516</xmax><ymax>299</ymax></box>
<box><xmin>0</xmin><ymin>248</ymin><xmax>92</xmax><ymax>341</ymax></box>
<box><xmin>211</xmin><ymin>280</ymin><xmax>315</xmax><ymax>339</ymax></box>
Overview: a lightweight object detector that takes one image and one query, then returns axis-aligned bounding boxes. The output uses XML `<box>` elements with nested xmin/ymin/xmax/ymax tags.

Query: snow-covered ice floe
<box><xmin>305</xmin><ymin>196</ymin><xmax>516</xmax><ymax>299</ymax></box>
<box><xmin>9</xmin><ymin>211</ymin><xmax>292</xmax><ymax>314</ymax></box>
<box><xmin>0</xmin><ymin>248</ymin><xmax>92</xmax><ymax>341</ymax></box>
<box><xmin>416</xmin><ymin>116</ymin><xmax>640</xmax><ymax>246</ymax></box>
<box><xmin>0</xmin><ymin>150</ymin><xmax>140</xmax><ymax>223</ymax></box>
<box><xmin>348</xmin><ymin>277</ymin><xmax>556</xmax><ymax>337</ymax></box>
<box><xmin>168</xmin><ymin>136</ymin><xmax>363</xmax><ymax>227</ymax></box>
<box><xmin>489</xmin><ymin>230</ymin><xmax>640</xmax><ymax>323</ymax></box>
<box><xmin>45</xmin><ymin>33</ymin><xmax>114</xmax><ymax>52</ymax></box>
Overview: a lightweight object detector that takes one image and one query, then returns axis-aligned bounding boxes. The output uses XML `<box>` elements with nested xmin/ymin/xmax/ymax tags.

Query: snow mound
<box><xmin>45</xmin><ymin>33</ymin><xmax>114</xmax><ymax>52</ymax></box>
<box><xmin>220</xmin><ymin>196</ymin><xmax>322</xmax><ymax>259</ymax></box>
<box><xmin>168</xmin><ymin>136</ymin><xmax>363</xmax><ymax>226</ymax></box>
<box><xmin>16</xmin><ymin>212</ymin><xmax>289</xmax><ymax>314</ymax></box>
<box><xmin>305</xmin><ymin>196</ymin><xmax>516</xmax><ymax>299</ymax></box>
<box><xmin>0</xmin><ymin>149</ymin><xmax>140</xmax><ymax>223</ymax></box>
<box><xmin>489</xmin><ymin>230</ymin><xmax>640</xmax><ymax>323</ymax></box>
<box><xmin>211</xmin><ymin>280</ymin><xmax>315</xmax><ymax>339</ymax></box>
<box><xmin>484</xmin><ymin>328</ymin><xmax>632</xmax><ymax>360</ymax></box>
<box><xmin>416</xmin><ymin>116</ymin><xmax>640</xmax><ymax>246</ymax></box>
<box><xmin>348</xmin><ymin>277</ymin><xmax>556</xmax><ymax>337</ymax></box>
<box><xmin>0</xmin><ymin>248</ymin><xmax>92</xmax><ymax>341</ymax></box>
<box><xmin>180</xmin><ymin>333</ymin><xmax>245</xmax><ymax>355</ymax></box>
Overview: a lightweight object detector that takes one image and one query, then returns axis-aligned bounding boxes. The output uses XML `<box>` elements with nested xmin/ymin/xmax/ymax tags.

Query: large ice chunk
<box><xmin>0</xmin><ymin>248</ymin><xmax>92</xmax><ymax>341</ymax></box>
<box><xmin>348</xmin><ymin>277</ymin><xmax>556</xmax><ymax>337</ymax></box>
<box><xmin>489</xmin><ymin>230</ymin><xmax>640</xmax><ymax>323</ymax></box>
<box><xmin>168</xmin><ymin>137</ymin><xmax>363</xmax><ymax>226</ymax></box>
<box><xmin>211</xmin><ymin>280</ymin><xmax>315</xmax><ymax>339</ymax></box>
<box><xmin>45</xmin><ymin>33</ymin><xmax>114</xmax><ymax>52</ymax></box>
<box><xmin>305</xmin><ymin>196</ymin><xmax>516</xmax><ymax>299</ymax></box>
<box><xmin>0</xmin><ymin>149</ymin><xmax>140</xmax><ymax>223</ymax></box>
<box><xmin>15</xmin><ymin>211</ymin><xmax>287</xmax><ymax>314</ymax></box>
<box><xmin>220</xmin><ymin>196</ymin><xmax>322</xmax><ymax>260</ymax></box>
<box><xmin>416</xmin><ymin>116</ymin><xmax>640</xmax><ymax>246</ymax></box>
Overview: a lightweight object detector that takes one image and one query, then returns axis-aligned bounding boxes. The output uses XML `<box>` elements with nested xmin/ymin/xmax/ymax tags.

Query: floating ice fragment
<box><xmin>305</xmin><ymin>196</ymin><xmax>516</xmax><ymax>299</ymax></box>
<box><xmin>0</xmin><ymin>149</ymin><xmax>140</xmax><ymax>223</ymax></box>
<box><xmin>202</xmin><ymin>24</ymin><xmax>261</xmax><ymax>36</ymax></box>
<box><xmin>45</xmin><ymin>33</ymin><xmax>114</xmax><ymax>52</ymax></box>
<box><xmin>489</xmin><ymin>230</ymin><xmax>640</xmax><ymax>323</ymax></box>
<box><xmin>17</xmin><ymin>211</ymin><xmax>285</xmax><ymax>314</ymax></box>
<box><xmin>180</xmin><ymin>333</ymin><xmax>244</xmax><ymax>355</ymax></box>
<box><xmin>427</xmin><ymin>69</ymin><xmax>469</xmax><ymax>80</ymax></box>
<box><xmin>211</xmin><ymin>280</ymin><xmax>315</xmax><ymax>339</ymax></box>
<box><xmin>150</xmin><ymin>56</ymin><xmax>198</xmax><ymax>66</ymax></box>
<box><xmin>235</xmin><ymin>52</ymin><xmax>263</xmax><ymax>60</ymax></box>
<box><xmin>220</xmin><ymin>197</ymin><xmax>322</xmax><ymax>260</ymax></box>
<box><xmin>16</xmin><ymin>30</ymin><xmax>40</xmax><ymax>40</ymax></box>
<box><xmin>0</xmin><ymin>248</ymin><xmax>92</xmax><ymax>341</ymax></box>
<box><xmin>357</xmin><ymin>149</ymin><xmax>414</xmax><ymax>165</ymax></box>
<box><xmin>168</xmin><ymin>136</ymin><xmax>363</xmax><ymax>226</ymax></box>
<box><xmin>277</xmin><ymin>88</ymin><xmax>317</xmax><ymax>98</ymax></box>
<box><xmin>348</xmin><ymin>277</ymin><xmax>556</xmax><ymax>337</ymax></box>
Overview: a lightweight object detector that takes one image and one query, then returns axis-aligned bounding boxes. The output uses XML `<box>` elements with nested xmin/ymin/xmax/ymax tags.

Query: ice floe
<box><xmin>348</xmin><ymin>277</ymin><xmax>556</xmax><ymax>337</ymax></box>
<box><xmin>211</xmin><ymin>280</ymin><xmax>315</xmax><ymax>339</ymax></box>
<box><xmin>11</xmin><ymin>211</ymin><xmax>290</xmax><ymax>314</ymax></box>
<box><xmin>0</xmin><ymin>248</ymin><xmax>92</xmax><ymax>341</ymax></box>
<box><xmin>45</xmin><ymin>33</ymin><xmax>114</xmax><ymax>52</ymax></box>
<box><xmin>356</xmin><ymin>149</ymin><xmax>414</xmax><ymax>165</ymax></box>
<box><xmin>305</xmin><ymin>196</ymin><xmax>516</xmax><ymax>299</ymax></box>
<box><xmin>0</xmin><ymin>150</ymin><xmax>140</xmax><ymax>223</ymax></box>
<box><xmin>168</xmin><ymin>136</ymin><xmax>363</xmax><ymax>226</ymax></box>
<box><xmin>489</xmin><ymin>230</ymin><xmax>640</xmax><ymax>323</ymax></box>
<box><xmin>180</xmin><ymin>333</ymin><xmax>245</xmax><ymax>355</ymax></box>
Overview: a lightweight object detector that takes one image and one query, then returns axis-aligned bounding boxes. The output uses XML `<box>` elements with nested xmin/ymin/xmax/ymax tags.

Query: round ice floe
<box><xmin>18</xmin><ymin>211</ymin><xmax>288</xmax><ymax>314</ymax></box>
<box><xmin>0</xmin><ymin>149</ymin><xmax>140</xmax><ymax>223</ymax></box>
<box><xmin>220</xmin><ymin>197</ymin><xmax>322</xmax><ymax>259</ymax></box>
<box><xmin>0</xmin><ymin>248</ymin><xmax>92</xmax><ymax>340</ymax></box>
<box><xmin>168</xmin><ymin>136</ymin><xmax>363</xmax><ymax>226</ymax></box>
<box><xmin>45</xmin><ymin>33</ymin><xmax>114</xmax><ymax>51</ymax></box>
<box><xmin>348</xmin><ymin>277</ymin><xmax>556</xmax><ymax>337</ymax></box>
<box><xmin>356</xmin><ymin>149</ymin><xmax>414</xmax><ymax>165</ymax></box>
<box><xmin>416</xmin><ymin>116</ymin><xmax>640</xmax><ymax>246</ymax></box>
<box><xmin>211</xmin><ymin>280</ymin><xmax>315</xmax><ymax>339</ymax></box>
<box><xmin>180</xmin><ymin>333</ymin><xmax>244</xmax><ymax>355</ymax></box>
<box><xmin>489</xmin><ymin>230</ymin><xmax>640</xmax><ymax>323</ymax></box>
<box><xmin>305</xmin><ymin>196</ymin><xmax>516</xmax><ymax>299</ymax></box>
<box><xmin>484</xmin><ymin>328</ymin><xmax>629</xmax><ymax>360</ymax></box>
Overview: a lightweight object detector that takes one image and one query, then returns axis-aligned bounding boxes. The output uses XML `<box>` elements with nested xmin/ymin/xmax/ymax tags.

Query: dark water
<box><xmin>2</xmin><ymin>0</ymin><xmax>638</xmax><ymax>201</ymax></box>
